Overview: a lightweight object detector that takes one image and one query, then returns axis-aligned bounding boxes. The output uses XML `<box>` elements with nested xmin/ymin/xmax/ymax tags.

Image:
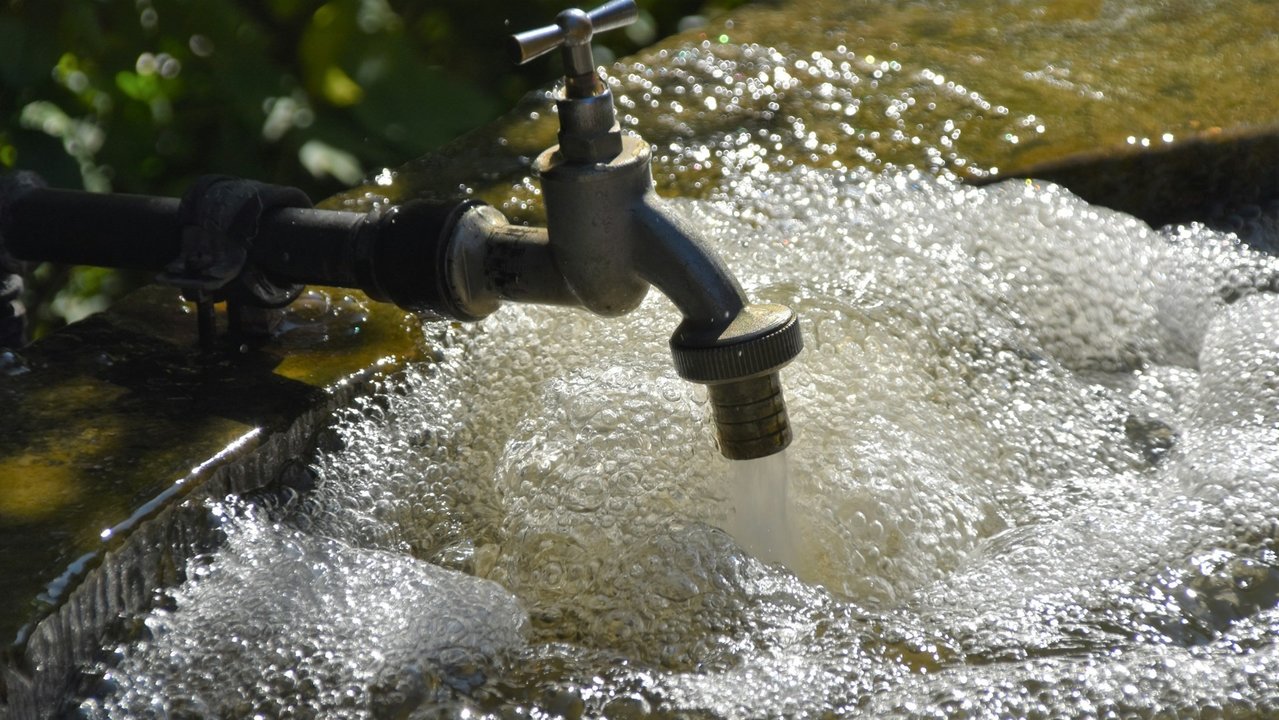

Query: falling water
<box><xmin>726</xmin><ymin>453</ymin><xmax>798</xmax><ymax>569</ymax></box>
<box><xmin>77</xmin><ymin>168</ymin><xmax>1279</xmax><ymax>717</ymax></box>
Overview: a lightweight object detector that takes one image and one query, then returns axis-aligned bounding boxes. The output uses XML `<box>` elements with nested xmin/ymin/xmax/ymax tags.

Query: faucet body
<box><xmin>0</xmin><ymin>0</ymin><xmax>802</xmax><ymax>459</ymax></box>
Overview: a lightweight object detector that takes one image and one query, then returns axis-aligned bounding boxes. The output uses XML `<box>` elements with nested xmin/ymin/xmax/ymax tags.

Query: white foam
<box><xmin>84</xmin><ymin>503</ymin><xmax>527</xmax><ymax>717</ymax></box>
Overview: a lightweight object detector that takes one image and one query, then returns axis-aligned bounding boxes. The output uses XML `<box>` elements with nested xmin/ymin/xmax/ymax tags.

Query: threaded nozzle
<box><xmin>707</xmin><ymin>372</ymin><xmax>792</xmax><ymax>460</ymax></box>
<box><xmin>669</xmin><ymin>303</ymin><xmax>802</xmax><ymax>460</ymax></box>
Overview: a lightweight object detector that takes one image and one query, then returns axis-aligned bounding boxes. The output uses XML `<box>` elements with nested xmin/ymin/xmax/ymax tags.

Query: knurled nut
<box><xmin>671</xmin><ymin>314</ymin><xmax>803</xmax><ymax>384</ymax></box>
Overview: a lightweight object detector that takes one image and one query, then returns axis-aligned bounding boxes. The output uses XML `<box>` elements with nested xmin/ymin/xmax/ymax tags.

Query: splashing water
<box><xmin>79</xmin><ymin>168</ymin><xmax>1279</xmax><ymax>717</ymax></box>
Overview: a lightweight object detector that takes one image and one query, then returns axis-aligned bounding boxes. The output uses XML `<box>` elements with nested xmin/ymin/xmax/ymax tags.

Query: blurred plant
<box><xmin>0</xmin><ymin>0</ymin><xmax>749</xmax><ymax>339</ymax></box>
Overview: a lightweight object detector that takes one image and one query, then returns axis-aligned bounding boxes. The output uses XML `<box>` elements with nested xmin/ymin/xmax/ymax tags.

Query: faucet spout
<box><xmin>632</xmin><ymin>191</ymin><xmax>747</xmax><ymax>326</ymax></box>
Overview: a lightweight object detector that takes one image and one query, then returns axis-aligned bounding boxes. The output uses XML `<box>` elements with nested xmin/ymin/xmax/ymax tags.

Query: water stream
<box><xmin>74</xmin><ymin>166</ymin><xmax>1279</xmax><ymax>717</ymax></box>
<box><xmin>728</xmin><ymin>454</ymin><xmax>798</xmax><ymax>570</ymax></box>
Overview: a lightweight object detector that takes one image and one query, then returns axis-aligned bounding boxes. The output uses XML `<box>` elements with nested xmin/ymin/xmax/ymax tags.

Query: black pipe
<box><xmin>5</xmin><ymin>189</ymin><xmax>183</xmax><ymax>271</ymax></box>
<box><xmin>2</xmin><ymin>185</ymin><xmax>377</xmax><ymax>284</ymax></box>
<box><xmin>248</xmin><ymin>206</ymin><xmax>369</xmax><ymax>289</ymax></box>
<box><xmin>0</xmin><ymin>178</ymin><xmax>477</xmax><ymax>321</ymax></box>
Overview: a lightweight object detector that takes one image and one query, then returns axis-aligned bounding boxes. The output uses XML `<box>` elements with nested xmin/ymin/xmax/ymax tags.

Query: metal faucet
<box><xmin>0</xmin><ymin>0</ymin><xmax>802</xmax><ymax>459</ymax></box>
<box><xmin>457</xmin><ymin>0</ymin><xmax>804</xmax><ymax>459</ymax></box>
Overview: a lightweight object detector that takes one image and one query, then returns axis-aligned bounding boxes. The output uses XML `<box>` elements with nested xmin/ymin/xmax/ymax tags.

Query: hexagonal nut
<box><xmin>558</xmin><ymin>129</ymin><xmax>624</xmax><ymax>163</ymax></box>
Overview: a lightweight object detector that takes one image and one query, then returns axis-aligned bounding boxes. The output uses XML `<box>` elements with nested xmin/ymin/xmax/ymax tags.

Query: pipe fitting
<box><xmin>705</xmin><ymin>373</ymin><xmax>793</xmax><ymax>460</ymax></box>
<box><xmin>555</xmin><ymin>88</ymin><xmax>624</xmax><ymax>163</ymax></box>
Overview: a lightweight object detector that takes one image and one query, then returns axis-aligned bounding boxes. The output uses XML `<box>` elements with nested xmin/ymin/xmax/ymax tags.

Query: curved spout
<box><xmin>632</xmin><ymin>191</ymin><xmax>747</xmax><ymax>331</ymax></box>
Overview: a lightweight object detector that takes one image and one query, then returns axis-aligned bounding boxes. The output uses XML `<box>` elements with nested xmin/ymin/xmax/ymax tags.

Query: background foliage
<box><xmin>0</xmin><ymin>0</ymin><xmax>747</xmax><ymax>337</ymax></box>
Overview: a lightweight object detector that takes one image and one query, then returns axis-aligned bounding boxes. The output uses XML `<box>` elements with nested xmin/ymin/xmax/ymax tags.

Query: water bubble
<box><xmin>188</xmin><ymin>34</ymin><xmax>214</xmax><ymax>57</ymax></box>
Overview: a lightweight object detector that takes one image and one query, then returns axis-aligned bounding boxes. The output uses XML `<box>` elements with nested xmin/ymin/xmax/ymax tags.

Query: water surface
<box><xmin>82</xmin><ymin>167</ymin><xmax>1279</xmax><ymax>717</ymax></box>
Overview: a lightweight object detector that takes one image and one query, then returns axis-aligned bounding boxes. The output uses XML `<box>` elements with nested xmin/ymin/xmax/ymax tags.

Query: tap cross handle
<box><xmin>512</xmin><ymin>0</ymin><xmax>637</xmax><ymax>96</ymax></box>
